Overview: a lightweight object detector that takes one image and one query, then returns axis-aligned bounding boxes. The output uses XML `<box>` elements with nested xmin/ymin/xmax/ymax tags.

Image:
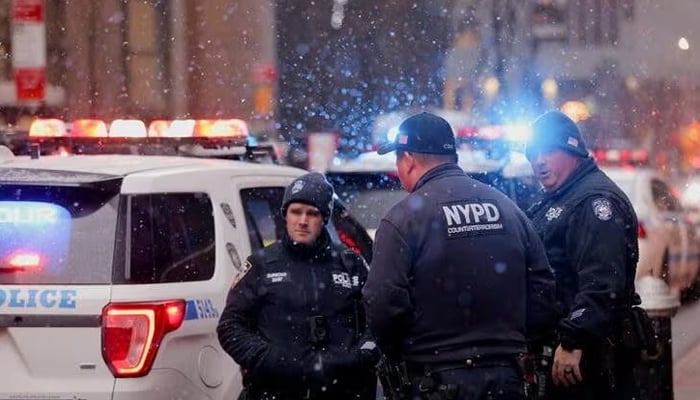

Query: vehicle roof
<box><xmin>0</xmin><ymin>153</ymin><xmax>303</xmax><ymax>178</ymax></box>
<box><xmin>328</xmin><ymin>150</ymin><xmax>533</xmax><ymax>178</ymax></box>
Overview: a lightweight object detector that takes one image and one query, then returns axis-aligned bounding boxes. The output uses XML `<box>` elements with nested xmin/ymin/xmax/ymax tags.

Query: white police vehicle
<box><xmin>0</xmin><ymin>118</ymin><xmax>372</xmax><ymax>400</ymax></box>
<box><xmin>595</xmin><ymin>149</ymin><xmax>700</xmax><ymax>306</ymax></box>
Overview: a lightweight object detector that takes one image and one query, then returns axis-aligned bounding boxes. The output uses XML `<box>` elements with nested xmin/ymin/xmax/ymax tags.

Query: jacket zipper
<box><xmin>310</xmin><ymin>264</ymin><xmax>319</xmax><ymax>313</ymax></box>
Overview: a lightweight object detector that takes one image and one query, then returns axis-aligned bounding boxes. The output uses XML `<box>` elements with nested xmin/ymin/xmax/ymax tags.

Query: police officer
<box><xmin>217</xmin><ymin>172</ymin><xmax>378</xmax><ymax>400</ymax></box>
<box><xmin>524</xmin><ymin>111</ymin><xmax>640</xmax><ymax>399</ymax></box>
<box><xmin>363</xmin><ymin>112</ymin><xmax>558</xmax><ymax>400</ymax></box>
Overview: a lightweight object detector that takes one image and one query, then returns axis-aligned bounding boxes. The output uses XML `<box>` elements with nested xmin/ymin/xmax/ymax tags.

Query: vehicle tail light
<box><xmin>102</xmin><ymin>300</ymin><xmax>185</xmax><ymax>378</ymax></box>
<box><xmin>338</xmin><ymin>230</ymin><xmax>362</xmax><ymax>256</ymax></box>
<box><xmin>638</xmin><ymin>222</ymin><xmax>647</xmax><ymax>239</ymax></box>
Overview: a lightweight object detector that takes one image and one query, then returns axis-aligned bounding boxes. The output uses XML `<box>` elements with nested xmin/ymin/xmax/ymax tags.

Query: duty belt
<box><xmin>407</xmin><ymin>355</ymin><xmax>521</xmax><ymax>376</ymax></box>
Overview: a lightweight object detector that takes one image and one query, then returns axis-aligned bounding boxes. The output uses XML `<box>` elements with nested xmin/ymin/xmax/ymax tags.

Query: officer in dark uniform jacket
<box><xmin>217</xmin><ymin>172</ymin><xmax>378</xmax><ymax>400</ymax></box>
<box><xmin>524</xmin><ymin>111</ymin><xmax>640</xmax><ymax>399</ymax></box>
<box><xmin>363</xmin><ymin>112</ymin><xmax>558</xmax><ymax>400</ymax></box>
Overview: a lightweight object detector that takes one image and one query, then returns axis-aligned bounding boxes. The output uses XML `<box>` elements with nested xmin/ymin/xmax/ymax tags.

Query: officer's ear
<box><xmin>402</xmin><ymin>151</ymin><xmax>416</xmax><ymax>165</ymax></box>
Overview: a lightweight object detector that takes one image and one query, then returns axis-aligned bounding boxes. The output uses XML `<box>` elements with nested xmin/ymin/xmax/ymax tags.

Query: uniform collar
<box><xmin>282</xmin><ymin>228</ymin><xmax>332</xmax><ymax>261</ymax></box>
<box><xmin>414</xmin><ymin>163</ymin><xmax>463</xmax><ymax>192</ymax></box>
<box><xmin>544</xmin><ymin>157</ymin><xmax>598</xmax><ymax>201</ymax></box>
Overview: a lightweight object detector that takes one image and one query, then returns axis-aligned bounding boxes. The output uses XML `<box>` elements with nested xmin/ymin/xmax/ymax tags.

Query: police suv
<box><xmin>0</xmin><ymin>119</ymin><xmax>371</xmax><ymax>400</ymax></box>
<box><xmin>595</xmin><ymin>149</ymin><xmax>700</xmax><ymax>308</ymax></box>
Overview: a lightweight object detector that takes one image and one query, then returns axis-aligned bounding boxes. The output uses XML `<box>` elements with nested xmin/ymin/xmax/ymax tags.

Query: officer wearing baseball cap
<box><xmin>364</xmin><ymin>112</ymin><xmax>557</xmax><ymax>400</ymax></box>
<box><xmin>524</xmin><ymin>111</ymin><xmax>641</xmax><ymax>399</ymax></box>
<box><xmin>218</xmin><ymin>172</ymin><xmax>378</xmax><ymax>400</ymax></box>
<box><xmin>377</xmin><ymin>111</ymin><xmax>458</xmax><ymax>156</ymax></box>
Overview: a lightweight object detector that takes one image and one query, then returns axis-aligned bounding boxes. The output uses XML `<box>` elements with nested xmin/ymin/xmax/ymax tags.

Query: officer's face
<box><xmin>285</xmin><ymin>202</ymin><xmax>324</xmax><ymax>244</ymax></box>
<box><xmin>528</xmin><ymin>148</ymin><xmax>581</xmax><ymax>192</ymax></box>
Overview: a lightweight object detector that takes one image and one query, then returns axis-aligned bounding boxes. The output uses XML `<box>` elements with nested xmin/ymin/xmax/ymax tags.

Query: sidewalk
<box><xmin>673</xmin><ymin>300</ymin><xmax>700</xmax><ymax>400</ymax></box>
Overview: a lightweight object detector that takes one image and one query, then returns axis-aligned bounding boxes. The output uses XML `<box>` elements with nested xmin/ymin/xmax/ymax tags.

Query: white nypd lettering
<box><xmin>0</xmin><ymin>288</ymin><xmax>77</xmax><ymax>309</ymax></box>
<box><xmin>442</xmin><ymin>201</ymin><xmax>504</xmax><ymax>237</ymax></box>
<box><xmin>332</xmin><ymin>272</ymin><xmax>352</xmax><ymax>289</ymax></box>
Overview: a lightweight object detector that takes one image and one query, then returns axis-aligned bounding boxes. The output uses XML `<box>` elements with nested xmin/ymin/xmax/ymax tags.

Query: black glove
<box><xmin>314</xmin><ymin>342</ymin><xmax>380</xmax><ymax>376</ymax></box>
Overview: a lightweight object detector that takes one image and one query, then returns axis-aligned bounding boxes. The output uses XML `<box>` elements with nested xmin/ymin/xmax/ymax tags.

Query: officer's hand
<box><xmin>552</xmin><ymin>345</ymin><xmax>583</xmax><ymax>387</ymax></box>
<box><xmin>358</xmin><ymin>341</ymin><xmax>381</xmax><ymax>368</ymax></box>
<box><xmin>256</xmin><ymin>346</ymin><xmax>303</xmax><ymax>381</ymax></box>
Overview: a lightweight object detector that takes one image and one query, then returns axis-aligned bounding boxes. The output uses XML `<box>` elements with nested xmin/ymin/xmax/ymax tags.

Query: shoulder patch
<box><xmin>591</xmin><ymin>198</ymin><xmax>613</xmax><ymax>221</ymax></box>
<box><xmin>231</xmin><ymin>259</ymin><xmax>252</xmax><ymax>289</ymax></box>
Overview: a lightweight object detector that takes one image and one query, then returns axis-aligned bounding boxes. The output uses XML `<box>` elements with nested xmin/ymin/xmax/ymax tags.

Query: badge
<box><xmin>291</xmin><ymin>179</ymin><xmax>305</xmax><ymax>194</ymax></box>
<box><xmin>592</xmin><ymin>198</ymin><xmax>613</xmax><ymax>221</ymax></box>
<box><xmin>545</xmin><ymin>206</ymin><xmax>563</xmax><ymax>221</ymax></box>
<box><xmin>570</xmin><ymin>308</ymin><xmax>586</xmax><ymax>320</ymax></box>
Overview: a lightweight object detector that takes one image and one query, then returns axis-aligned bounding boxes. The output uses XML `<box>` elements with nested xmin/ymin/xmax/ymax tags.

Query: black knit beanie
<box><xmin>526</xmin><ymin>111</ymin><xmax>589</xmax><ymax>159</ymax></box>
<box><xmin>281</xmin><ymin>172</ymin><xmax>334</xmax><ymax>224</ymax></box>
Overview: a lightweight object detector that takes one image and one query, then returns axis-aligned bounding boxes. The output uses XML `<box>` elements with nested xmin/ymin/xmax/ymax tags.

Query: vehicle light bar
<box><xmin>194</xmin><ymin>119</ymin><xmax>249</xmax><ymax>138</ymax></box>
<box><xmin>148</xmin><ymin>119</ymin><xmax>196</xmax><ymax>138</ymax></box>
<box><xmin>72</xmin><ymin>119</ymin><xmax>108</xmax><ymax>138</ymax></box>
<box><xmin>457</xmin><ymin>124</ymin><xmax>532</xmax><ymax>144</ymax></box>
<box><xmin>108</xmin><ymin>119</ymin><xmax>147</xmax><ymax>138</ymax></box>
<box><xmin>28</xmin><ymin>118</ymin><xmax>250</xmax><ymax>140</ymax></box>
<box><xmin>29</xmin><ymin>119</ymin><xmax>67</xmax><ymax>137</ymax></box>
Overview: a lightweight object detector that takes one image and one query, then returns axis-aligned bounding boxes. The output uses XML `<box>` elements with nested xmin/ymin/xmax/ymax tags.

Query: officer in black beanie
<box><xmin>218</xmin><ymin>172</ymin><xmax>378</xmax><ymax>400</ymax></box>
<box><xmin>525</xmin><ymin>111</ymin><xmax>641</xmax><ymax>399</ymax></box>
<box><xmin>280</xmin><ymin>172</ymin><xmax>334</xmax><ymax>225</ymax></box>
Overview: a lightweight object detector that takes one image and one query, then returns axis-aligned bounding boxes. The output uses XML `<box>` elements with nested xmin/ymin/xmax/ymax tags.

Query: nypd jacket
<box><xmin>363</xmin><ymin>163</ymin><xmax>557</xmax><ymax>365</ymax></box>
<box><xmin>217</xmin><ymin>230</ymin><xmax>375</xmax><ymax>399</ymax></box>
<box><xmin>526</xmin><ymin>158</ymin><xmax>639</xmax><ymax>350</ymax></box>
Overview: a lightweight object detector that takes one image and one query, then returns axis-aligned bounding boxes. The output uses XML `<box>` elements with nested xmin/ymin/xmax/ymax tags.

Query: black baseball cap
<box><xmin>377</xmin><ymin>112</ymin><xmax>457</xmax><ymax>155</ymax></box>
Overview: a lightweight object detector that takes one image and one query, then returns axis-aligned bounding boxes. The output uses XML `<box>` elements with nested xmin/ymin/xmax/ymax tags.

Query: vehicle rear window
<box><xmin>0</xmin><ymin>183</ymin><xmax>120</xmax><ymax>285</ymax></box>
<box><xmin>327</xmin><ymin>172</ymin><xmax>406</xmax><ymax>231</ymax></box>
<box><xmin>113</xmin><ymin>192</ymin><xmax>216</xmax><ymax>284</ymax></box>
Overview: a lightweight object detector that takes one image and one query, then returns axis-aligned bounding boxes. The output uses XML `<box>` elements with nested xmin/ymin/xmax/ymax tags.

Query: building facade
<box><xmin>0</xmin><ymin>0</ymin><xmax>277</xmax><ymax>133</ymax></box>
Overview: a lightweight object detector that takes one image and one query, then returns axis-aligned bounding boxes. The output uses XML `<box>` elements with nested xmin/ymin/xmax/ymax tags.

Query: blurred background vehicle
<box><xmin>327</xmin><ymin>147</ymin><xmax>539</xmax><ymax>239</ymax></box>
<box><xmin>678</xmin><ymin>176</ymin><xmax>700</xmax><ymax>301</ymax></box>
<box><xmin>595</xmin><ymin>149</ymin><xmax>700</xmax><ymax>304</ymax></box>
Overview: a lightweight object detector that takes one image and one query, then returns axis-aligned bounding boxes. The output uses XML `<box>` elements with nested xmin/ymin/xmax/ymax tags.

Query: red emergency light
<box><xmin>593</xmin><ymin>149</ymin><xmax>649</xmax><ymax>165</ymax></box>
<box><xmin>5</xmin><ymin>251</ymin><xmax>43</xmax><ymax>270</ymax></box>
<box><xmin>28</xmin><ymin>118</ymin><xmax>66</xmax><ymax>137</ymax></box>
<box><xmin>72</xmin><ymin>119</ymin><xmax>108</xmax><ymax>138</ymax></box>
